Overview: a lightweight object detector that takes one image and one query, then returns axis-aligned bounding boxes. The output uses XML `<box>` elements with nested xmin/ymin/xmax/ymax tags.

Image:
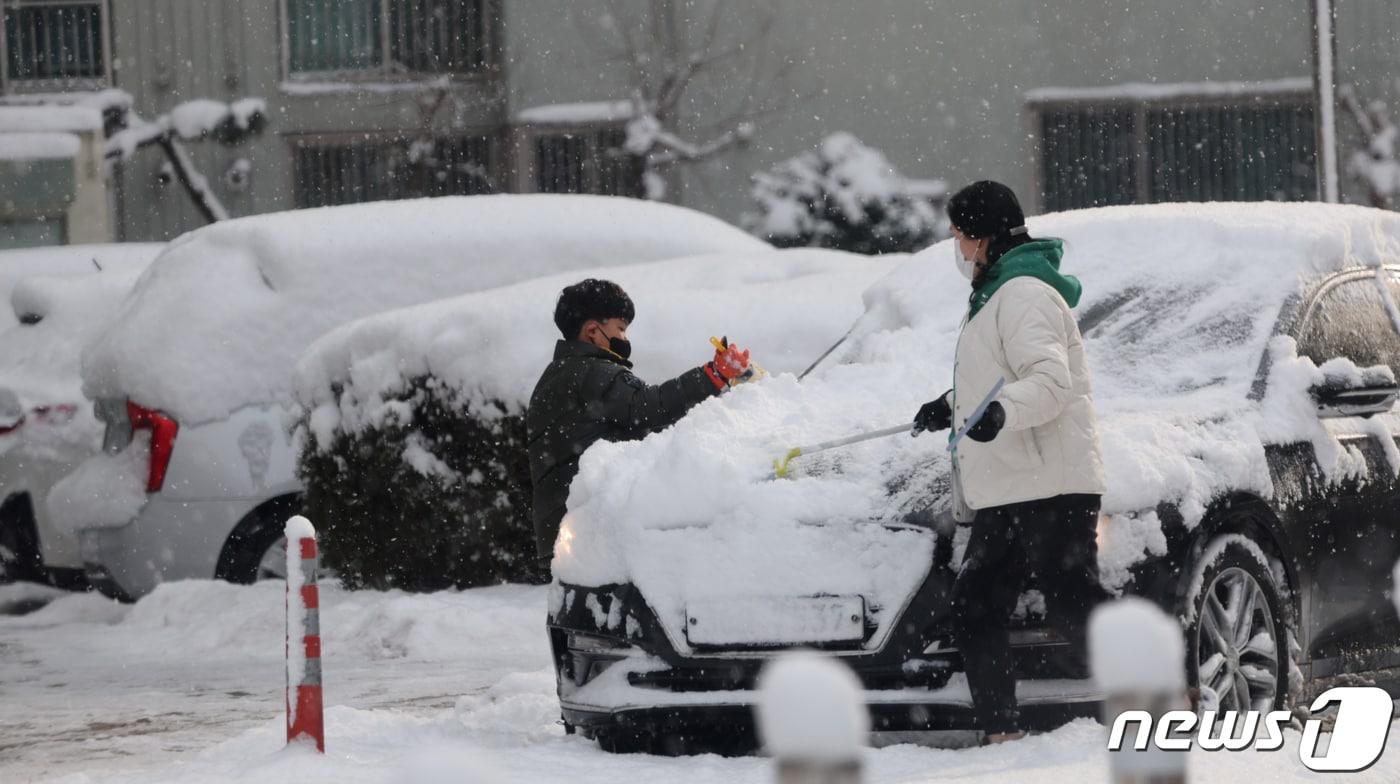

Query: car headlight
<box><xmin>566</xmin><ymin>632</ymin><xmax>635</xmax><ymax>687</ymax></box>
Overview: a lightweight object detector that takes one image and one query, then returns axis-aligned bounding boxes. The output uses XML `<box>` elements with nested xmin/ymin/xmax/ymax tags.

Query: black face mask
<box><xmin>608</xmin><ymin>335</ymin><xmax>632</xmax><ymax>360</ymax></box>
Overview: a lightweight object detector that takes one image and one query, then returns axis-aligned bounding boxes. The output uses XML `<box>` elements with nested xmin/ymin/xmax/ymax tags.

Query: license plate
<box><xmin>684</xmin><ymin>595</ymin><xmax>865</xmax><ymax>647</ymax></box>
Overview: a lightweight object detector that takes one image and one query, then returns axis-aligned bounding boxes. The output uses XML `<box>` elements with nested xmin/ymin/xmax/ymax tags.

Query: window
<box><xmin>284</xmin><ymin>0</ymin><xmax>497</xmax><ymax>78</ymax></box>
<box><xmin>1</xmin><ymin>0</ymin><xmax>109</xmax><ymax>90</ymax></box>
<box><xmin>291</xmin><ymin>134</ymin><xmax>497</xmax><ymax>208</ymax></box>
<box><xmin>535</xmin><ymin>128</ymin><xmax>644</xmax><ymax>198</ymax></box>
<box><xmin>0</xmin><ymin>217</ymin><xmax>63</xmax><ymax>249</ymax></box>
<box><xmin>1298</xmin><ymin>277</ymin><xmax>1400</xmax><ymax>375</ymax></box>
<box><xmin>1030</xmin><ymin>81</ymin><xmax>1316</xmax><ymax>212</ymax></box>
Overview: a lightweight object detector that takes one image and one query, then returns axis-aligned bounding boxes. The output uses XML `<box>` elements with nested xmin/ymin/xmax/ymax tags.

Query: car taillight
<box><xmin>127</xmin><ymin>401</ymin><xmax>178</xmax><ymax>492</ymax></box>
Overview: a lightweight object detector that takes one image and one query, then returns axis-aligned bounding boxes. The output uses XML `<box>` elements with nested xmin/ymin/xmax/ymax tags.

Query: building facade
<box><xmin>0</xmin><ymin>0</ymin><xmax>1393</xmax><ymax>244</ymax></box>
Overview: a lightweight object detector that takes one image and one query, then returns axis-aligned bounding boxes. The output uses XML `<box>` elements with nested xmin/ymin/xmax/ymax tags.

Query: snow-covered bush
<box><xmin>300</xmin><ymin>378</ymin><xmax>542</xmax><ymax>590</ymax></box>
<box><xmin>745</xmin><ymin>133</ymin><xmax>947</xmax><ymax>255</ymax></box>
<box><xmin>293</xmin><ymin>250</ymin><xmax>899</xmax><ymax>592</ymax></box>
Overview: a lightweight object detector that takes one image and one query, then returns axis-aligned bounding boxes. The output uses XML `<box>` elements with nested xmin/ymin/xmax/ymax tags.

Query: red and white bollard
<box><xmin>285</xmin><ymin>515</ymin><xmax>324</xmax><ymax>752</ymax></box>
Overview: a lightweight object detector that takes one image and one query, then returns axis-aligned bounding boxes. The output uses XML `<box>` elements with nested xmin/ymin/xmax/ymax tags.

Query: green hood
<box><xmin>967</xmin><ymin>238</ymin><xmax>1080</xmax><ymax>320</ymax></box>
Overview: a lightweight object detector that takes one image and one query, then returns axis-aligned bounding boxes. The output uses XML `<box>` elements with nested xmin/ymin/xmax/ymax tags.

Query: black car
<box><xmin>547</xmin><ymin>205</ymin><xmax>1400</xmax><ymax>754</ymax></box>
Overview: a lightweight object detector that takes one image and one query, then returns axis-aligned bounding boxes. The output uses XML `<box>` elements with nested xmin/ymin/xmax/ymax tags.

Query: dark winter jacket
<box><xmin>527</xmin><ymin>339</ymin><xmax>718</xmax><ymax>558</ymax></box>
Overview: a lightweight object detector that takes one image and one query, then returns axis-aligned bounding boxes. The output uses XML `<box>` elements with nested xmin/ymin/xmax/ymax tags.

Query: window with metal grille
<box><xmin>1030</xmin><ymin>82</ymin><xmax>1317</xmax><ymax>212</ymax></box>
<box><xmin>284</xmin><ymin>0</ymin><xmax>496</xmax><ymax>77</ymax></box>
<box><xmin>2</xmin><ymin>0</ymin><xmax>108</xmax><ymax>88</ymax></box>
<box><xmin>535</xmin><ymin>128</ymin><xmax>644</xmax><ymax>198</ymax></box>
<box><xmin>291</xmin><ymin>134</ymin><xmax>497</xmax><ymax>209</ymax></box>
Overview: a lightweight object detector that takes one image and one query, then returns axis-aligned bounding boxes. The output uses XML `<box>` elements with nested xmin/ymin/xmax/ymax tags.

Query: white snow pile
<box><xmin>756</xmin><ymin>651</ymin><xmax>870</xmax><ymax>761</ymax></box>
<box><xmin>0</xmin><ymin>244</ymin><xmax>160</xmax><ymax>458</ymax></box>
<box><xmin>0</xmin><ymin>104</ymin><xmax>102</xmax><ymax>133</ymax></box>
<box><xmin>0</xmin><ymin>243</ymin><xmax>161</xmax><ymax>329</ymax></box>
<box><xmin>1088</xmin><ymin>597</ymin><xmax>1186</xmax><ymax>693</ymax></box>
<box><xmin>82</xmin><ymin>195</ymin><xmax>767</xmax><ymax>426</ymax></box>
<box><xmin>294</xmin><ymin>249</ymin><xmax>901</xmax><ymax>453</ymax></box>
<box><xmin>0</xmin><ymin>578</ymin><xmax>546</xmax><ymax>667</ymax></box>
<box><xmin>0</xmin><ymin>132</ymin><xmax>79</xmax><ymax>160</ymax></box>
<box><xmin>557</xmin><ymin>203</ymin><xmax>1400</xmax><ymax>641</ymax></box>
<box><xmin>46</xmin><ymin>431</ymin><xmax>151</xmax><ymax>535</ymax></box>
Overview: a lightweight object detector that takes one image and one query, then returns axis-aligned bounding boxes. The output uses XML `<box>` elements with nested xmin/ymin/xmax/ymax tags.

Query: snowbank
<box><xmin>0</xmin><ymin>578</ymin><xmax>546</xmax><ymax>666</ymax></box>
<box><xmin>557</xmin><ymin>203</ymin><xmax>1400</xmax><ymax>645</ymax></box>
<box><xmin>294</xmin><ymin>249</ymin><xmax>902</xmax><ymax>450</ymax></box>
<box><xmin>82</xmin><ymin>195</ymin><xmax>767</xmax><ymax>425</ymax></box>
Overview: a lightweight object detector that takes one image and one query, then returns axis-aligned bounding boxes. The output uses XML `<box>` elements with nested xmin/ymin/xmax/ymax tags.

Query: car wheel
<box><xmin>0</xmin><ymin>499</ymin><xmax>42</xmax><ymax>584</ymax></box>
<box><xmin>216</xmin><ymin>504</ymin><xmax>296</xmax><ymax>585</ymax></box>
<box><xmin>1184</xmin><ymin>536</ymin><xmax>1289</xmax><ymax>713</ymax></box>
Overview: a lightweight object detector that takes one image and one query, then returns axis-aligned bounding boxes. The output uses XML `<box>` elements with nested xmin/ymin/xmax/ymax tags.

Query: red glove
<box><xmin>704</xmin><ymin>338</ymin><xmax>751</xmax><ymax>391</ymax></box>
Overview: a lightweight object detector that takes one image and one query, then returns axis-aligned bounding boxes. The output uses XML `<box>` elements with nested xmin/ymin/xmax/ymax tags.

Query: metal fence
<box><xmin>1032</xmin><ymin>85</ymin><xmax>1316</xmax><ymax>212</ymax></box>
<box><xmin>2</xmin><ymin>0</ymin><xmax>107</xmax><ymax>86</ymax></box>
<box><xmin>291</xmin><ymin>134</ymin><xmax>497</xmax><ymax>208</ymax></box>
<box><xmin>535</xmin><ymin>127</ymin><xmax>645</xmax><ymax>198</ymax></box>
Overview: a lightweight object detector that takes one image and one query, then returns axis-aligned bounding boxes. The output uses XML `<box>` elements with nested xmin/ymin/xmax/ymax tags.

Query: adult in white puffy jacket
<box><xmin>911</xmin><ymin>181</ymin><xmax>1109</xmax><ymax>744</ymax></box>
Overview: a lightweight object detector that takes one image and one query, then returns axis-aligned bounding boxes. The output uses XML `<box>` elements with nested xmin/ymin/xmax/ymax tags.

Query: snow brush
<box><xmin>710</xmin><ymin>336</ymin><xmax>766</xmax><ymax>384</ymax></box>
<box><xmin>770</xmin><ymin>377</ymin><xmax>1007</xmax><ymax>478</ymax></box>
<box><xmin>771</xmin><ymin>423</ymin><xmax>912</xmax><ymax>478</ymax></box>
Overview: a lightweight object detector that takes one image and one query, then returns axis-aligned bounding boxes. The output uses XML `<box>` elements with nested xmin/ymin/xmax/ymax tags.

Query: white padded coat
<box><xmin>949</xmin><ymin>275</ymin><xmax>1107</xmax><ymax>520</ymax></box>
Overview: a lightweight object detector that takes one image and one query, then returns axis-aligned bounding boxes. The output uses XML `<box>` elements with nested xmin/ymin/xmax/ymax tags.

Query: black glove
<box><xmin>966</xmin><ymin>401</ymin><xmax>1005</xmax><ymax>443</ymax></box>
<box><xmin>912</xmin><ymin>391</ymin><xmax>953</xmax><ymax>435</ymax></box>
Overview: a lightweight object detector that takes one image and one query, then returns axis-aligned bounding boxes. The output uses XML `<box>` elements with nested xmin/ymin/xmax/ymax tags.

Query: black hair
<box><xmin>554</xmin><ymin>278</ymin><xmax>636</xmax><ymax>339</ymax></box>
<box><xmin>948</xmin><ymin>180</ymin><xmax>1034</xmax><ymax>268</ymax></box>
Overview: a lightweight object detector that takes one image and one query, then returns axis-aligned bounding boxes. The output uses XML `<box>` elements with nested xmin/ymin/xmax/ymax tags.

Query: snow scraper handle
<box><xmin>797</xmin><ymin>326</ymin><xmax>854</xmax><ymax>381</ymax></box>
<box><xmin>945</xmin><ymin>377</ymin><xmax>1006</xmax><ymax>453</ymax></box>
<box><xmin>772</xmin><ymin>423</ymin><xmax>912</xmax><ymax>478</ymax></box>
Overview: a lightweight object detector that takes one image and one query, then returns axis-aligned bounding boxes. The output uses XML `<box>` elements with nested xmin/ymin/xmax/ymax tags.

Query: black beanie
<box><xmin>554</xmin><ymin>279</ymin><xmax>636</xmax><ymax>339</ymax></box>
<box><xmin>948</xmin><ymin>180</ymin><xmax>1026</xmax><ymax>239</ymax></box>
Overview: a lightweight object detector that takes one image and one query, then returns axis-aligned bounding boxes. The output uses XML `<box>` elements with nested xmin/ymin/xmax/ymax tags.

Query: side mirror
<box><xmin>1312</xmin><ymin>377</ymin><xmax>1400</xmax><ymax>419</ymax></box>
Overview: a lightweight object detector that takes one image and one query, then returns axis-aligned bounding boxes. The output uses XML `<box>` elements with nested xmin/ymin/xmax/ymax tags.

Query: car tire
<box><xmin>215</xmin><ymin>498</ymin><xmax>299</xmax><ymax>584</ymax></box>
<box><xmin>1182</xmin><ymin>536</ymin><xmax>1290</xmax><ymax>714</ymax></box>
<box><xmin>0</xmin><ymin>497</ymin><xmax>43</xmax><ymax>585</ymax></box>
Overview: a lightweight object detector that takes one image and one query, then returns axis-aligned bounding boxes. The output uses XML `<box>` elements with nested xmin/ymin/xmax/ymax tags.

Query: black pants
<box><xmin>948</xmin><ymin>493</ymin><xmax>1109</xmax><ymax>735</ymax></box>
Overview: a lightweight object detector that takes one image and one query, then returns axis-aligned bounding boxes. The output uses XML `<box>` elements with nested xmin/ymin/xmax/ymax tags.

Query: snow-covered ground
<box><xmin>2</xmin><ymin>580</ymin><xmax>1397</xmax><ymax>783</ymax></box>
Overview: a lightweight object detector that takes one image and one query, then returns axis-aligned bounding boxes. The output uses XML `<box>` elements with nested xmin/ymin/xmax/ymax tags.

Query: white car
<box><xmin>0</xmin><ymin>244</ymin><xmax>162</xmax><ymax>585</ymax></box>
<box><xmin>67</xmin><ymin>195</ymin><xmax>768</xmax><ymax>600</ymax></box>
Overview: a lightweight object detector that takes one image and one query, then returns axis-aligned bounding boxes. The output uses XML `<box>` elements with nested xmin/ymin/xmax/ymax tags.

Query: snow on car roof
<box><xmin>293</xmin><ymin>248</ymin><xmax>903</xmax><ymax>449</ymax></box>
<box><xmin>80</xmin><ymin>195</ymin><xmax>768</xmax><ymax>425</ymax></box>
<box><xmin>556</xmin><ymin>202</ymin><xmax>1400</xmax><ymax>651</ymax></box>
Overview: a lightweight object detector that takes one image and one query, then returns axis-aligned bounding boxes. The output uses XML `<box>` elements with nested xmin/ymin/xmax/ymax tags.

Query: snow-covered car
<box><xmin>292</xmin><ymin>248</ymin><xmax>902</xmax><ymax>587</ymax></box>
<box><xmin>0</xmin><ymin>244</ymin><xmax>162</xmax><ymax>585</ymax></box>
<box><xmin>68</xmin><ymin>195</ymin><xmax>768</xmax><ymax>601</ymax></box>
<box><xmin>548</xmin><ymin>203</ymin><xmax>1400</xmax><ymax>752</ymax></box>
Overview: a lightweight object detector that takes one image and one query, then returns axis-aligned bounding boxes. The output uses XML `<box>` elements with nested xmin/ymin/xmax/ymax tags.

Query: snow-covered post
<box><xmin>285</xmin><ymin>515</ymin><xmax>324</xmax><ymax>752</ymax></box>
<box><xmin>756</xmin><ymin>651</ymin><xmax>868</xmax><ymax>784</ymax></box>
<box><xmin>1090</xmin><ymin>599</ymin><xmax>1188</xmax><ymax>784</ymax></box>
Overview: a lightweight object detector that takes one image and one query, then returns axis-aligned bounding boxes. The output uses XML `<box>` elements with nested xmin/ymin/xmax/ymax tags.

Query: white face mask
<box><xmin>953</xmin><ymin>240</ymin><xmax>978</xmax><ymax>281</ymax></box>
